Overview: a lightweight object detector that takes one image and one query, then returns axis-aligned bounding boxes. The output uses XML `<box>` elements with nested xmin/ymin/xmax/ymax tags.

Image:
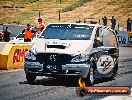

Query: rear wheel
<box><xmin>26</xmin><ymin>74</ymin><xmax>36</xmax><ymax>83</ymax></box>
<box><xmin>111</xmin><ymin>63</ymin><xmax>118</xmax><ymax>79</ymax></box>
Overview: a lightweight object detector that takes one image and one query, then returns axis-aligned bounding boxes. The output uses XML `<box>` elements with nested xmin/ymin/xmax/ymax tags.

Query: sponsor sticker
<box><xmin>76</xmin><ymin>86</ymin><xmax>131</xmax><ymax>97</ymax></box>
<box><xmin>97</xmin><ymin>55</ymin><xmax>114</xmax><ymax>74</ymax></box>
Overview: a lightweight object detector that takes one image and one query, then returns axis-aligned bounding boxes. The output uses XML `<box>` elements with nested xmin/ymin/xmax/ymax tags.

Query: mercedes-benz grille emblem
<box><xmin>49</xmin><ymin>55</ymin><xmax>56</xmax><ymax>62</ymax></box>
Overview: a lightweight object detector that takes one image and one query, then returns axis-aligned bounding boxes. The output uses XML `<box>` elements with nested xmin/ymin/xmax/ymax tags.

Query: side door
<box><xmin>93</xmin><ymin>27</ymin><xmax>119</xmax><ymax>78</ymax></box>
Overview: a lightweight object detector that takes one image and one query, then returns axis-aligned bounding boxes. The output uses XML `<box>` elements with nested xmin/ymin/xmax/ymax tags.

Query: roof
<box><xmin>47</xmin><ymin>22</ymin><xmax>100</xmax><ymax>27</ymax></box>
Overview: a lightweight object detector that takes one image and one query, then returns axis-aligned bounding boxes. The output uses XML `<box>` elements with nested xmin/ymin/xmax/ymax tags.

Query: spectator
<box><xmin>22</xmin><ymin>24</ymin><xmax>35</xmax><ymax>42</ymax></box>
<box><xmin>102</xmin><ymin>16</ymin><xmax>107</xmax><ymax>26</ymax></box>
<box><xmin>127</xmin><ymin>18</ymin><xmax>132</xmax><ymax>32</ymax></box>
<box><xmin>111</xmin><ymin>16</ymin><xmax>116</xmax><ymax>30</ymax></box>
<box><xmin>3</xmin><ymin>27</ymin><xmax>11</xmax><ymax>42</ymax></box>
<box><xmin>38</xmin><ymin>18</ymin><xmax>46</xmax><ymax>32</ymax></box>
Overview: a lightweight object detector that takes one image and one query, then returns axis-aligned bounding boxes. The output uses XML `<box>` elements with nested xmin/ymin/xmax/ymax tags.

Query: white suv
<box><xmin>24</xmin><ymin>23</ymin><xmax>119</xmax><ymax>85</ymax></box>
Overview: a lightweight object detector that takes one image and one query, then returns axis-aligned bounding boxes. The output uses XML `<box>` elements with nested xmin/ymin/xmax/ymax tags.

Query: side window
<box><xmin>102</xmin><ymin>28</ymin><xmax>117</xmax><ymax>47</ymax></box>
<box><xmin>93</xmin><ymin>27</ymin><xmax>103</xmax><ymax>48</ymax></box>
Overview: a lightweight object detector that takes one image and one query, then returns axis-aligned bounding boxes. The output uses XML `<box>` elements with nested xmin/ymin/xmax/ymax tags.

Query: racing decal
<box><xmin>117</xmin><ymin>36</ymin><xmax>127</xmax><ymax>44</ymax></box>
<box><xmin>97</xmin><ymin>55</ymin><xmax>114</xmax><ymax>74</ymax></box>
<box><xmin>13</xmin><ymin>49</ymin><xmax>28</xmax><ymax>64</ymax></box>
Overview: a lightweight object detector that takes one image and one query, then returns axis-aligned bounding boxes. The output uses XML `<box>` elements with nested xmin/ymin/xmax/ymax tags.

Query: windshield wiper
<box><xmin>60</xmin><ymin>38</ymin><xmax>66</xmax><ymax>40</ymax></box>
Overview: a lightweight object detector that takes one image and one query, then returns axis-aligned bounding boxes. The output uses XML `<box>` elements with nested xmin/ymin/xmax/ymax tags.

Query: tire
<box><xmin>110</xmin><ymin>63</ymin><xmax>118</xmax><ymax>80</ymax></box>
<box><xmin>84</xmin><ymin>66</ymin><xmax>94</xmax><ymax>86</ymax></box>
<box><xmin>26</xmin><ymin>74</ymin><xmax>36</xmax><ymax>83</ymax></box>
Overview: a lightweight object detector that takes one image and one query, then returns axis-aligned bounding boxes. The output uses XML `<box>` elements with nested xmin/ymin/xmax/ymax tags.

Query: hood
<box><xmin>32</xmin><ymin>38</ymin><xmax>93</xmax><ymax>55</ymax></box>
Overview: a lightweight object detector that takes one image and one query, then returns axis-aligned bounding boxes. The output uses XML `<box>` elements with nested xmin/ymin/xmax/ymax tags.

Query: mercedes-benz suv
<box><xmin>24</xmin><ymin>23</ymin><xmax>119</xmax><ymax>85</ymax></box>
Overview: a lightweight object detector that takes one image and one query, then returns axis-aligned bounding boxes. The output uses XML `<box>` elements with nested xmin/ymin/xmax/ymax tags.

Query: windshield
<box><xmin>40</xmin><ymin>24</ymin><xmax>94</xmax><ymax>40</ymax></box>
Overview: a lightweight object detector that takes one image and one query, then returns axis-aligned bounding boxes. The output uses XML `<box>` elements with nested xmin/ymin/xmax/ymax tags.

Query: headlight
<box><xmin>30</xmin><ymin>43</ymin><xmax>36</xmax><ymax>54</ymax></box>
<box><xmin>26</xmin><ymin>51</ymin><xmax>36</xmax><ymax>60</ymax></box>
<box><xmin>71</xmin><ymin>53</ymin><xmax>89</xmax><ymax>62</ymax></box>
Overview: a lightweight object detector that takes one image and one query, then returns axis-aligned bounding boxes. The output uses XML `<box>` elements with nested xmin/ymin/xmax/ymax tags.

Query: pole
<box><xmin>99</xmin><ymin>19</ymin><xmax>100</xmax><ymax>24</ymax></box>
<box><xmin>39</xmin><ymin>11</ymin><xmax>40</xmax><ymax>18</ymax></box>
<box><xmin>58</xmin><ymin>11</ymin><xmax>60</xmax><ymax>22</ymax></box>
<box><xmin>60</xmin><ymin>0</ymin><xmax>62</xmax><ymax>4</ymax></box>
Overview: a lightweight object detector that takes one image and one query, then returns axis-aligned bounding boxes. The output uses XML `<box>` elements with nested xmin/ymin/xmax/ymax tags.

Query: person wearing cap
<box><xmin>22</xmin><ymin>24</ymin><xmax>35</xmax><ymax>42</ymax></box>
<box><xmin>38</xmin><ymin>18</ymin><xmax>46</xmax><ymax>32</ymax></box>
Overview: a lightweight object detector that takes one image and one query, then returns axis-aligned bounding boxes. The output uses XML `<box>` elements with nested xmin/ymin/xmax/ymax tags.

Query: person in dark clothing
<box><xmin>3</xmin><ymin>27</ymin><xmax>11</xmax><ymax>42</ymax></box>
<box><xmin>127</xmin><ymin>18</ymin><xmax>132</xmax><ymax>32</ymax></box>
<box><xmin>111</xmin><ymin>16</ymin><xmax>116</xmax><ymax>30</ymax></box>
<box><xmin>102</xmin><ymin>16</ymin><xmax>107</xmax><ymax>26</ymax></box>
<box><xmin>22</xmin><ymin>24</ymin><xmax>35</xmax><ymax>42</ymax></box>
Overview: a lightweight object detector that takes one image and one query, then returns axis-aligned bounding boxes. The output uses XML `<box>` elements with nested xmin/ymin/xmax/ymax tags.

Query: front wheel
<box><xmin>26</xmin><ymin>74</ymin><xmax>36</xmax><ymax>83</ymax></box>
<box><xmin>84</xmin><ymin>66</ymin><xmax>94</xmax><ymax>86</ymax></box>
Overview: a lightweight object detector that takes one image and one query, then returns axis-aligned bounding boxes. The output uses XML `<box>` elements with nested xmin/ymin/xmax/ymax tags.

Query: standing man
<box><xmin>111</xmin><ymin>16</ymin><xmax>116</xmax><ymax>30</ymax></box>
<box><xmin>22</xmin><ymin>24</ymin><xmax>35</xmax><ymax>42</ymax></box>
<box><xmin>102</xmin><ymin>16</ymin><xmax>107</xmax><ymax>26</ymax></box>
<box><xmin>34</xmin><ymin>18</ymin><xmax>46</xmax><ymax>38</ymax></box>
<box><xmin>127</xmin><ymin>18</ymin><xmax>131</xmax><ymax>32</ymax></box>
<box><xmin>3</xmin><ymin>27</ymin><xmax>11</xmax><ymax>42</ymax></box>
<box><xmin>38</xmin><ymin>18</ymin><xmax>46</xmax><ymax>32</ymax></box>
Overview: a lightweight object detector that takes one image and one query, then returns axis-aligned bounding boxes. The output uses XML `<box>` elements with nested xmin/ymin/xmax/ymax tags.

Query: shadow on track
<box><xmin>19</xmin><ymin>76</ymin><xmax>115</xmax><ymax>87</ymax></box>
<box><xmin>19</xmin><ymin>77</ymin><xmax>79</xmax><ymax>87</ymax></box>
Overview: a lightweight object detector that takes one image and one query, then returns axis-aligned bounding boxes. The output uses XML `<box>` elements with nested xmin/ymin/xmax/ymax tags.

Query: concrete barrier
<box><xmin>117</xmin><ymin>31</ymin><xmax>132</xmax><ymax>47</ymax></box>
<box><xmin>0</xmin><ymin>42</ymin><xmax>32</xmax><ymax>70</ymax></box>
<box><xmin>127</xmin><ymin>32</ymin><xmax>132</xmax><ymax>46</ymax></box>
<box><xmin>117</xmin><ymin>31</ymin><xmax>128</xmax><ymax>47</ymax></box>
<box><xmin>0</xmin><ymin>43</ymin><xmax>6</xmax><ymax>54</ymax></box>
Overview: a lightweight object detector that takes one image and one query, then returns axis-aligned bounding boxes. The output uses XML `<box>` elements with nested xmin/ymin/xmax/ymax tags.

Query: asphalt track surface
<box><xmin>0</xmin><ymin>47</ymin><xmax>132</xmax><ymax>100</ymax></box>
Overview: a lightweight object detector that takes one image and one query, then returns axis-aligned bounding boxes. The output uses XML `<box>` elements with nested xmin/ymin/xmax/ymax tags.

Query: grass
<box><xmin>62</xmin><ymin>0</ymin><xmax>92</xmax><ymax>12</ymax></box>
<box><xmin>0</xmin><ymin>0</ymin><xmax>79</xmax><ymax>24</ymax></box>
<box><xmin>0</xmin><ymin>0</ymin><xmax>131</xmax><ymax>27</ymax></box>
<box><xmin>17</xmin><ymin>12</ymin><xmax>36</xmax><ymax>23</ymax></box>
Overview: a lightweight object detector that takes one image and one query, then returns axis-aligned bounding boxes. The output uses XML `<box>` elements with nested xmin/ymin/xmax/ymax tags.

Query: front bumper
<box><xmin>24</xmin><ymin>61</ymin><xmax>90</xmax><ymax>78</ymax></box>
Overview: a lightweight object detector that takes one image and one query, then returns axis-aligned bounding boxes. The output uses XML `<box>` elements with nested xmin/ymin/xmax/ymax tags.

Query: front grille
<box><xmin>27</xmin><ymin>68</ymin><xmax>42</xmax><ymax>72</ymax></box>
<box><xmin>47</xmin><ymin>45</ymin><xmax>66</xmax><ymax>49</ymax></box>
<box><xmin>36</xmin><ymin>53</ymin><xmax>72</xmax><ymax>64</ymax></box>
